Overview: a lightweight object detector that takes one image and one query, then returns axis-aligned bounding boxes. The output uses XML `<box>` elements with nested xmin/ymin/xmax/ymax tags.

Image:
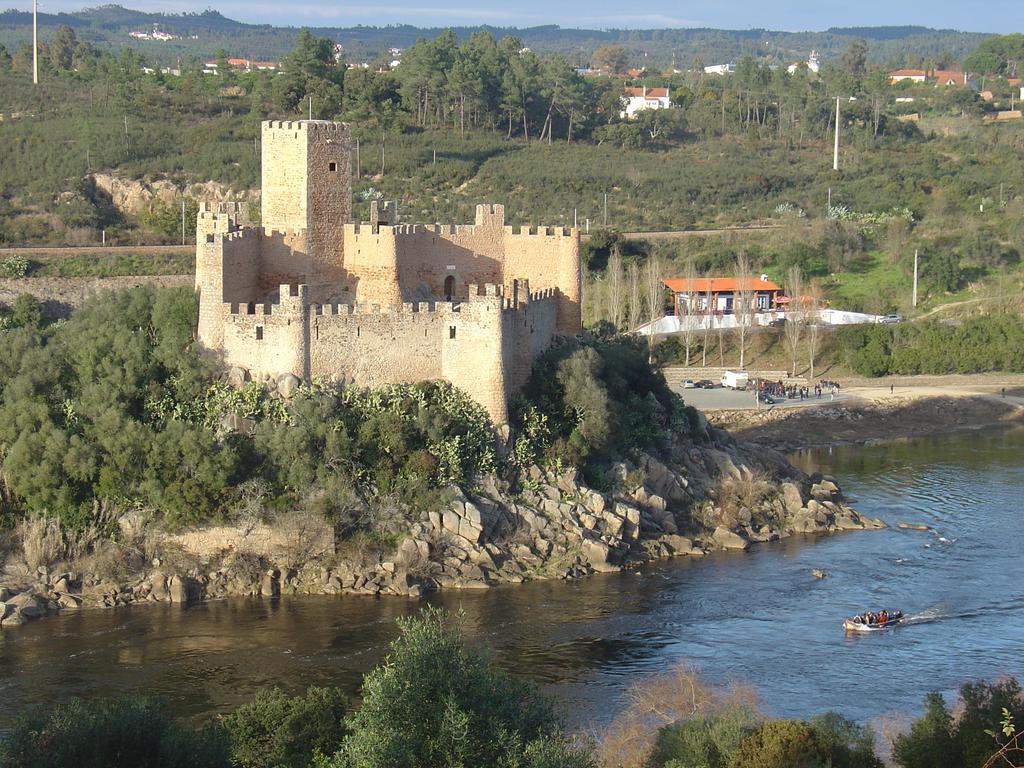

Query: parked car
<box><xmin>878</xmin><ymin>314</ymin><xmax>904</xmax><ymax>324</ymax></box>
<box><xmin>697</xmin><ymin>379</ymin><xmax>716</xmax><ymax>389</ymax></box>
<box><xmin>760</xmin><ymin>395</ymin><xmax>778</xmax><ymax>405</ymax></box>
<box><xmin>682</xmin><ymin>379</ymin><xmax>697</xmax><ymax>389</ymax></box>
<box><xmin>768</xmin><ymin>318</ymin><xmax>786</xmax><ymax>327</ymax></box>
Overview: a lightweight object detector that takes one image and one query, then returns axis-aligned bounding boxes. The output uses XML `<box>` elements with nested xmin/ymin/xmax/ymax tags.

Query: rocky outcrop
<box><xmin>0</xmin><ymin>430</ymin><xmax>883</xmax><ymax>628</ymax></box>
<box><xmin>84</xmin><ymin>174</ymin><xmax>256</xmax><ymax>217</ymax></box>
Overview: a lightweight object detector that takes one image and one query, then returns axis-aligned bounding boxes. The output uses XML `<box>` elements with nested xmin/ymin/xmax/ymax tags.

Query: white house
<box><xmin>704</xmin><ymin>63</ymin><xmax>734</xmax><ymax>76</ymax></box>
<box><xmin>787</xmin><ymin>50</ymin><xmax>821</xmax><ymax>74</ymax></box>
<box><xmin>620</xmin><ymin>86</ymin><xmax>672</xmax><ymax>118</ymax></box>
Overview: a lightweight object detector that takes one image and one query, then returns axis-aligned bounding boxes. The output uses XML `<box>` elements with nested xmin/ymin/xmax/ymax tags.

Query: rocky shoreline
<box><xmin>0</xmin><ymin>426</ymin><xmax>883</xmax><ymax>630</ymax></box>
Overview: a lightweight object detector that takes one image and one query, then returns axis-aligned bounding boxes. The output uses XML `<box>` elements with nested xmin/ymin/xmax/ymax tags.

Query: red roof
<box><xmin>624</xmin><ymin>87</ymin><xmax>669</xmax><ymax>98</ymax></box>
<box><xmin>932</xmin><ymin>70</ymin><xmax>969</xmax><ymax>85</ymax></box>
<box><xmin>663</xmin><ymin>277</ymin><xmax>781</xmax><ymax>293</ymax></box>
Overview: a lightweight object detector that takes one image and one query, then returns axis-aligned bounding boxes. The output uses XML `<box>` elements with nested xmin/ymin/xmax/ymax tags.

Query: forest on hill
<box><xmin>0</xmin><ymin>5</ymin><xmax>993</xmax><ymax>69</ymax></box>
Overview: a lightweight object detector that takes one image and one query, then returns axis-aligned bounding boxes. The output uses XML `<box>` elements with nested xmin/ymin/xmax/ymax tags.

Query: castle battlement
<box><xmin>262</xmin><ymin>119</ymin><xmax>348</xmax><ymax>135</ymax></box>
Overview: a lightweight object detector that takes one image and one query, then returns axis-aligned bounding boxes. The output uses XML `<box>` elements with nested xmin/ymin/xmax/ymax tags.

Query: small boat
<box><xmin>843</xmin><ymin>611</ymin><xmax>904</xmax><ymax>632</ymax></box>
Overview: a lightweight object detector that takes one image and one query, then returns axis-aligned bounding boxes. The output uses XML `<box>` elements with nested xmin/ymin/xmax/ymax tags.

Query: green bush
<box><xmin>222</xmin><ymin>687</ymin><xmax>348</xmax><ymax>768</ymax></box>
<box><xmin>728</xmin><ymin>719</ymin><xmax>823</xmax><ymax>768</ymax></box>
<box><xmin>0</xmin><ymin>254</ymin><xmax>30</xmax><ymax>278</ymax></box>
<box><xmin>512</xmin><ymin>336</ymin><xmax>692</xmax><ymax>480</ymax></box>
<box><xmin>322</xmin><ymin>608</ymin><xmax>593</xmax><ymax>768</ymax></box>
<box><xmin>651</xmin><ymin>704</ymin><xmax>758</xmax><ymax>768</ymax></box>
<box><xmin>839</xmin><ymin>315</ymin><xmax>1024</xmax><ymax>377</ymax></box>
<box><xmin>894</xmin><ymin>679</ymin><xmax>1024</xmax><ymax>768</ymax></box>
<box><xmin>0</xmin><ymin>697</ymin><xmax>229</xmax><ymax>768</ymax></box>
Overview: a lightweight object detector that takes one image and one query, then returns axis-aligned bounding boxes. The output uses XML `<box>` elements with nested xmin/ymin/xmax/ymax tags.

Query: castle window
<box><xmin>449</xmin><ymin>326</ymin><xmax>457</xmax><ymax>339</ymax></box>
<box><xmin>328</xmin><ymin>162</ymin><xmax>337</xmax><ymax>172</ymax></box>
<box><xmin>255</xmin><ymin>326</ymin><xmax>264</xmax><ymax>340</ymax></box>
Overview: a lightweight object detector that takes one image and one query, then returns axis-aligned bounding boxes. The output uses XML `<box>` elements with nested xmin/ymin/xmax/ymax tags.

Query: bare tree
<box><xmin>608</xmin><ymin>247</ymin><xmax>624</xmax><ymax>331</ymax></box>
<box><xmin>701</xmin><ymin>285</ymin><xmax>713</xmax><ymax>367</ymax></box>
<box><xmin>644</xmin><ymin>254</ymin><xmax>663</xmax><ymax>323</ymax></box>
<box><xmin>734</xmin><ymin>252</ymin><xmax>754</xmax><ymax>369</ymax></box>
<box><xmin>806</xmin><ymin>279</ymin><xmax>823</xmax><ymax>381</ymax></box>
<box><xmin>679</xmin><ymin>257</ymin><xmax>697</xmax><ymax>366</ymax></box>
<box><xmin>783</xmin><ymin>265</ymin><xmax>804</xmax><ymax>376</ymax></box>
<box><xmin>627</xmin><ymin>259</ymin><xmax>641</xmax><ymax>330</ymax></box>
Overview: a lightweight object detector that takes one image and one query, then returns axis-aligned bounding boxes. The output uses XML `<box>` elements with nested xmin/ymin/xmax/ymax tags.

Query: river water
<box><xmin>1</xmin><ymin>428</ymin><xmax>1022</xmax><ymax>729</ymax></box>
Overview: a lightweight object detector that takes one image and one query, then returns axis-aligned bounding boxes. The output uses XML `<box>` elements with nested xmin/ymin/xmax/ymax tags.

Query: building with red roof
<box><xmin>663</xmin><ymin>275</ymin><xmax>782</xmax><ymax>316</ymax></box>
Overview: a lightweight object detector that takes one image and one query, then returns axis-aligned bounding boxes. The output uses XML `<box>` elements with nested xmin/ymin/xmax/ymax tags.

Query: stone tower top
<box><xmin>260</xmin><ymin>119</ymin><xmax>351</xmax><ymax>237</ymax></box>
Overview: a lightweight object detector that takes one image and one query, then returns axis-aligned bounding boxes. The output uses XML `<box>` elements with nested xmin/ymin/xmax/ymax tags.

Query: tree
<box><xmin>627</xmin><ymin>260</ymin><xmax>641</xmax><ymax>330</ymax></box>
<box><xmin>221</xmin><ymin>687</ymin><xmax>348</xmax><ymax>768</ymax></box>
<box><xmin>322</xmin><ymin>609</ymin><xmax>592</xmax><ymax>768</ymax></box>
<box><xmin>608</xmin><ymin>247</ymin><xmax>624</xmax><ymax>330</ymax></box>
<box><xmin>805</xmin><ymin>280</ymin><xmax>823</xmax><ymax>381</ymax></box>
<box><xmin>49</xmin><ymin>25</ymin><xmax>77</xmax><ymax>71</ymax></box>
<box><xmin>592</xmin><ymin>45</ymin><xmax>628</xmax><ymax>74</ymax></box>
<box><xmin>734</xmin><ymin>252</ymin><xmax>754</xmax><ymax>370</ymax></box>
<box><xmin>841</xmin><ymin>38</ymin><xmax>869</xmax><ymax>81</ymax></box>
<box><xmin>783</xmin><ymin>266</ymin><xmax>804</xmax><ymax>376</ymax></box>
<box><xmin>679</xmin><ymin>257</ymin><xmax>697</xmax><ymax>367</ymax></box>
<box><xmin>892</xmin><ymin>693</ymin><xmax>962</xmax><ymax>768</ymax></box>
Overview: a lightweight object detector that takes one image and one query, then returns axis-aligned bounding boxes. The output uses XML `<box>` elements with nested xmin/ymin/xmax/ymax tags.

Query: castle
<box><xmin>195</xmin><ymin>120</ymin><xmax>582</xmax><ymax>423</ymax></box>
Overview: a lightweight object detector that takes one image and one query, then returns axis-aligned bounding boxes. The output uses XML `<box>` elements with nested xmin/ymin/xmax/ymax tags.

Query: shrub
<box><xmin>221</xmin><ymin>686</ymin><xmax>348</xmax><ymax>768</ymax></box>
<box><xmin>0</xmin><ymin>697</ymin><xmax>229</xmax><ymax>768</ymax></box>
<box><xmin>323</xmin><ymin>608</ymin><xmax>592</xmax><ymax>768</ymax></box>
<box><xmin>728</xmin><ymin>719</ymin><xmax>823</xmax><ymax>768</ymax></box>
<box><xmin>0</xmin><ymin>254</ymin><xmax>30</xmax><ymax>278</ymax></box>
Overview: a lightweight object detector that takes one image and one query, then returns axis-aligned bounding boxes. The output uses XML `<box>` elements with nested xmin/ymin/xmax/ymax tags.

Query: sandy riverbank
<box><xmin>709</xmin><ymin>375</ymin><xmax>1024</xmax><ymax>451</ymax></box>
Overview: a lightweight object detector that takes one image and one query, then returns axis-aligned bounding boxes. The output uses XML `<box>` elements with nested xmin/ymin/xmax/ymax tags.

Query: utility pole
<box><xmin>181</xmin><ymin>199</ymin><xmax>186</xmax><ymax>246</ymax></box>
<box><xmin>833</xmin><ymin>97</ymin><xmax>841</xmax><ymax>171</ymax></box>
<box><xmin>32</xmin><ymin>0</ymin><xmax>38</xmax><ymax>85</ymax></box>
<box><xmin>827</xmin><ymin>187</ymin><xmax>832</xmax><ymax>217</ymax></box>
<box><xmin>573</xmin><ymin>207</ymin><xmax>577</xmax><ymax>228</ymax></box>
<box><xmin>912</xmin><ymin>249</ymin><xmax>919</xmax><ymax>307</ymax></box>
<box><xmin>603</xmin><ymin>192</ymin><xmax>608</xmax><ymax>226</ymax></box>
<box><xmin>308</xmin><ymin>95</ymin><xmax>313</xmax><ymax>120</ymax></box>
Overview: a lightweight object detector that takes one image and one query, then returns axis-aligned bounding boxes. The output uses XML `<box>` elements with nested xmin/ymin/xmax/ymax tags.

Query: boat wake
<box><xmin>903</xmin><ymin>597</ymin><xmax>1024</xmax><ymax>625</ymax></box>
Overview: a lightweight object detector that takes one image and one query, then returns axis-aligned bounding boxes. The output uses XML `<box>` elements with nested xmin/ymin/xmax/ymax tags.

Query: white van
<box><xmin>720</xmin><ymin>371</ymin><xmax>749</xmax><ymax>390</ymax></box>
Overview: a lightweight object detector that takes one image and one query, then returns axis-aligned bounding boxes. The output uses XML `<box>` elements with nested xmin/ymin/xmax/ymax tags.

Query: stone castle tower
<box><xmin>196</xmin><ymin>119</ymin><xmax>581</xmax><ymax>423</ymax></box>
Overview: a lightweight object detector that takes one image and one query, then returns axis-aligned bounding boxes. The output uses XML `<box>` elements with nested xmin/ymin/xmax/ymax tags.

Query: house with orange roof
<box><xmin>621</xmin><ymin>85</ymin><xmax>672</xmax><ymax>118</ymax></box>
<box><xmin>662</xmin><ymin>275</ymin><xmax>782</xmax><ymax>316</ymax></box>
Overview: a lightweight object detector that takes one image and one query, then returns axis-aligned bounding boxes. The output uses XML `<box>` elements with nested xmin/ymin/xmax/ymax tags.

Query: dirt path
<box><xmin>0</xmin><ymin>245</ymin><xmax>191</xmax><ymax>258</ymax></box>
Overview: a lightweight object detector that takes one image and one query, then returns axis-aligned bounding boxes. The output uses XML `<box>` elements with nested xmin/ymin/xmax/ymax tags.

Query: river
<box><xmin>1</xmin><ymin>427</ymin><xmax>1022</xmax><ymax>729</ymax></box>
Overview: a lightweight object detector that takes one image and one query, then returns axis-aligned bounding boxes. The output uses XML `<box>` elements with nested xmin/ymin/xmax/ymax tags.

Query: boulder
<box><xmin>227</xmin><ymin>366</ymin><xmax>250</xmax><ymax>388</ymax></box>
<box><xmin>780</xmin><ymin>482</ymin><xmax>805</xmax><ymax>515</ymax></box>
<box><xmin>662</xmin><ymin>535</ymin><xmax>698</xmax><ymax>556</ymax></box>
<box><xmin>168</xmin><ymin>576</ymin><xmax>189</xmax><ymax>603</ymax></box>
<box><xmin>711</xmin><ymin>526</ymin><xmax>750</xmax><ymax>551</ymax></box>
<box><xmin>276</xmin><ymin>374</ymin><xmax>301</xmax><ymax>398</ymax></box>
<box><xmin>581</xmin><ymin>538</ymin><xmax>620</xmax><ymax>573</ymax></box>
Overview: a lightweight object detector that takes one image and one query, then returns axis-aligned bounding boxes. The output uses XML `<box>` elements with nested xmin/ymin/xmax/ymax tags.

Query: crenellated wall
<box><xmin>217</xmin><ymin>281</ymin><xmax>559</xmax><ymax>422</ymax></box>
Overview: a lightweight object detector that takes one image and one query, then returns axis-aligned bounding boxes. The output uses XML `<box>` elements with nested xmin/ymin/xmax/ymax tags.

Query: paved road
<box><xmin>676</xmin><ymin>386</ymin><xmax>848</xmax><ymax>411</ymax></box>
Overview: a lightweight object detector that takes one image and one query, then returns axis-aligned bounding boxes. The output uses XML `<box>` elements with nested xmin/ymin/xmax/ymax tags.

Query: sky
<box><xmin>17</xmin><ymin>0</ymin><xmax>1024</xmax><ymax>32</ymax></box>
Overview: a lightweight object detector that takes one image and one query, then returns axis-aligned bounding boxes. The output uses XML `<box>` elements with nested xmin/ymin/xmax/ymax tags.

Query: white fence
<box><xmin>631</xmin><ymin>308</ymin><xmax>881</xmax><ymax>337</ymax></box>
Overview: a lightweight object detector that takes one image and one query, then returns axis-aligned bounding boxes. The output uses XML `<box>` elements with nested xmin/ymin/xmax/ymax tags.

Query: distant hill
<box><xmin>0</xmin><ymin>4</ymin><xmax>991</xmax><ymax>68</ymax></box>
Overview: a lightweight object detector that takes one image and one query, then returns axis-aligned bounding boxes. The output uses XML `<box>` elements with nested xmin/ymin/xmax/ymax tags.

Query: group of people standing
<box><xmin>757</xmin><ymin>380</ymin><xmax>842</xmax><ymax>401</ymax></box>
